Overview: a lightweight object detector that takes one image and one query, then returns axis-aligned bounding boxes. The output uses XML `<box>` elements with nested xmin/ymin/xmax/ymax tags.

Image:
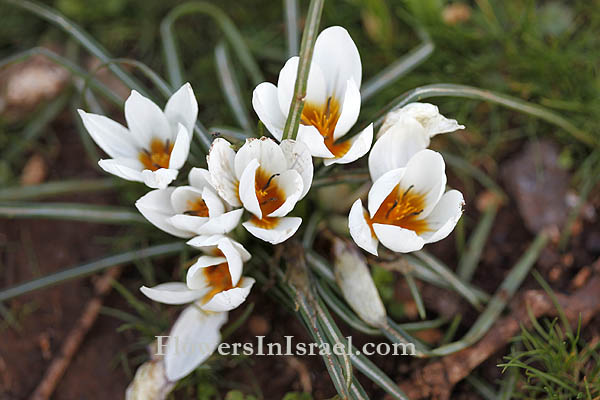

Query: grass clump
<box><xmin>500</xmin><ymin>315</ymin><xmax>600</xmax><ymax>399</ymax></box>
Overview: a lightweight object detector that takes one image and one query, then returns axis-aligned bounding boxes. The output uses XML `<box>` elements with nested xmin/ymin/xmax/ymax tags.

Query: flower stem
<box><xmin>282</xmin><ymin>0</ymin><xmax>324</xmax><ymax>141</ymax></box>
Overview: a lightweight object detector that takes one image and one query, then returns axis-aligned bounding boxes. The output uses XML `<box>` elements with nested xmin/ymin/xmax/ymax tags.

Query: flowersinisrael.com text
<box><xmin>156</xmin><ymin>335</ymin><xmax>416</xmax><ymax>357</ymax></box>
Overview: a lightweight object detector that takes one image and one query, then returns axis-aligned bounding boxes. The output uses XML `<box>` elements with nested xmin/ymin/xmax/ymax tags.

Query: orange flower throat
<box><xmin>202</xmin><ymin>262</ymin><xmax>234</xmax><ymax>302</ymax></box>
<box><xmin>368</xmin><ymin>185</ymin><xmax>429</xmax><ymax>235</ymax></box>
<box><xmin>184</xmin><ymin>198</ymin><xmax>209</xmax><ymax>217</ymax></box>
<box><xmin>250</xmin><ymin>168</ymin><xmax>285</xmax><ymax>229</ymax></box>
<box><xmin>139</xmin><ymin>138</ymin><xmax>174</xmax><ymax>171</ymax></box>
<box><xmin>301</xmin><ymin>97</ymin><xmax>350</xmax><ymax>158</ymax></box>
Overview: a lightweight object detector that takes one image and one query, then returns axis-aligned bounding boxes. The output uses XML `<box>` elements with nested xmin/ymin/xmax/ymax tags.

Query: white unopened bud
<box><xmin>125</xmin><ymin>358</ymin><xmax>174</xmax><ymax>400</ymax></box>
<box><xmin>333</xmin><ymin>238</ymin><xmax>387</xmax><ymax>327</ymax></box>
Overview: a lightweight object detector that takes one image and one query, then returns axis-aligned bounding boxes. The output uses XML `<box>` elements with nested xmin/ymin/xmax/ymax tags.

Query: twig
<box><xmin>29</xmin><ymin>267</ymin><xmax>122</xmax><ymax>400</ymax></box>
<box><xmin>397</xmin><ymin>262</ymin><xmax>600</xmax><ymax>400</ymax></box>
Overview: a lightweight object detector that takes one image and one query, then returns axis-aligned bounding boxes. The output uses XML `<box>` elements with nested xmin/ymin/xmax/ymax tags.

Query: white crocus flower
<box><xmin>135</xmin><ymin>168</ymin><xmax>243</xmax><ymax>238</ymax></box>
<box><xmin>207</xmin><ymin>137</ymin><xmax>313</xmax><ymax>244</ymax></box>
<box><xmin>126</xmin><ymin>307</ymin><xmax>227</xmax><ymax>398</ymax></box>
<box><xmin>140</xmin><ymin>236</ymin><xmax>254</xmax><ymax>312</ymax></box>
<box><xmin>369</xmin><ymin>102</ymin><xmax>464</xmax><ymax>181</ymax></box>
<box><xmin>252</xmin><ymin>26</ymin><xmax>373</xmax><ymax>165</ymax></box>
<box><xmin>162</xmin><ymin>306</ymin><xmax>227</xmax><ymax>381</ymax></box>
<box><xmin>349</xmin><ymin>149</ymin><xmax>464</xmax><ymax>255</ymax></box>
<box><xmin>78</xmin><ymin>83</ymin><xmax>198</xmax><ymax>189</ymax></box>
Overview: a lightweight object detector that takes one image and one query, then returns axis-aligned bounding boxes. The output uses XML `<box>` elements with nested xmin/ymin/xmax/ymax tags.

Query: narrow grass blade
<box><xmin>372</xmin><ymin>83</ymin><xmax>596</xmax><ymax>148</ymax></box>
<box><xmin>431</xmin><ymin>232</ymin><xmax>549</xmax><ymax>356</ymax></box>
<box><xmin>284</xmin><ymin>0</ymin><xmax>299</xmax><ymax>56</ymax></box>
<box><xmin>350</xmin><ymin>348</ymin><xmax>411</xmax><ymax>400</ymax></box>
<box><xmin>2</xmin><ymin>90</ymin><xmax>70</xmax><ymax>163</ymax></box>
<box><xmin>457</xmin><ymin>202</ymin><xmax>499</xmax><ymax>282</ymax></box>
<box><xmin>443</xmin><ymin>152</ymin><xmax>507</xmax><ymax>200</ymax></box>
<box><xmin>0</xmin><ymin>179</ymin><xmax>118</xmax><ymax>201</ymax></box>
<box><xmin>160</xmin><ymin>1</ymin><xmax>263</xmax><ymax>88</ymax></box>
<box><xmin>404</xmin><ymin>273</ymin><xmax>426</xmax><ymax>319</ymax></box>
<box><xmin>316</xmin><ymin>278</ymin><xmax>381</xmax><ymax>335</ymax></box>
<box><xmin>88</xmin><ymin>58</ymin><xmax>173</xmax><ymax>99</ymax></box>
<box><xmin>0</xmin><ymin>202</ymin><xmax>146</xmax><ymax>224</ymax></box>
<box><xmin>282</xmin><ymin>0</ymin><xmax>324</xmax><ymax>140</ymax></box>
<box><xmin>0</xmin><ymin>242</ymin><xmax>185</xmax><ymax>301</ymax></box>
<box><xmin>222</xmin><ymin>302</ymin><xmax>255</xmax><ymax>339</ymax></box>
<box><xmin>559</xmin><ymin>153</ymin><xmax>600</xmax><ymax>250</ymax></box>
<box><xmin>361</xmin><ymin>38</ymin><xmax>434</xmax><ymax>102</ymax></box>
<box><xmin>0</xmin><ymin>47</ymin><xmax>122</xmax><ymax>105</ymax></box>
<box><xmin>466</xmin><ymin>375</ymin><xmax>499</xmax><ymax>400</ymax></box>
<box><xmin>4</xmin><ymin>0</ymin><xmax>147</xmax><ymax>96</ymax></box>
<box><xmin>215</xmin><ymin>42</ymin><xmax>254</xmax><ymax>135</ymax></box>
<box><xmin>414</xmin><ymin>250</ymin><xmax>484</xmax><ymax>308</ymax></box>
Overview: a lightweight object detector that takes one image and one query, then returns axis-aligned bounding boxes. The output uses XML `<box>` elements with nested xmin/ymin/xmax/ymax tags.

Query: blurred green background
<box><xmin>1</xmin><ymin>0</ymin><xmax>599</xmax><ymax>186</ymax></box>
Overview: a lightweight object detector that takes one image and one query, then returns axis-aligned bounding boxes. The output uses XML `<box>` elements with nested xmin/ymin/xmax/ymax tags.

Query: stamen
<box><xmin>260</xmin><ymin>196</ymin><xmax>279</xmax><ymax>205</ymax></box>
<box><xmin>262</xmin><ymin>173</ymin><xmax>280</xmax><ymax>191</ymax></box>
<box><xmin>325</xmin><ymin>97</ymin><xmax>332</xmax><ymax>119</ymax></box>
<box><xmin>402</xmin><ymin>185</ymin><xmax>415</xmax><ymax>199</ymax></box>
<box><xmin>164</xmin><ymin>139</ymin><xmax>170</xmax><ymax>152</ymax></box>
<box><xmin>385</xmin><ymin>200</ymin><xmax>399</xmax><ymax>218</ymax></box>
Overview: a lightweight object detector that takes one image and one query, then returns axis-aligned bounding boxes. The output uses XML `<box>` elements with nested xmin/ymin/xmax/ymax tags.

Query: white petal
<box><xmin>368</xmin><ymin>168</ymin><xmax>405</xmax><ymax>218</ymax></box>
<box><xmin>186</xmin><ymin>256</ymin><xmax>227</xmax><ymax>290</ymax></box>
<box><xmin>421</xmin><ymin>190</ymin><xmax>464</xmax><ymax>243</ymax></box>
<box><xmin>323</xmin><ymin>123</ymin><xmax>373</xmax><ymax>166</ymax></box>
<box><xmin>202</xmin><ymin>187</ymin><xmax>226</xmax><ymax>217</ymax></box>
<box><xmin>188</xmin><ymin>235</ymin><xmax>251</xmax><ymax>262</ymax></box>
<box><xmin>164</xmin><ymin>82</ymin><xmax>198</xmax><ymax>134</ymax></box>
<box><xmin>165</xmin><ymin>306</ymin><xmax>227</xmax><ymax>381</ymax></box>
<box><xmin>348</xmin><ymin>199</ymin><xmax>378</xmax><ymax>256</ymax></box>
<box><xmin>202</xmin><ymin>277</ymin><xmax>255</xmax><ymax>312</ymax></box>
<box><xmin>196</xmin><ymin>208</ymin><xmax>244</xmax><ymax>235</ymax></box>
<box><xmin>136</xmin><ymin>188</ymin><xmax>193</xmax><ymax>238</ymax></box>
<box><xmin>168</xmin><ymin>123</ymin><xmax>190</xmax><ymax>170</ymax></box>
<box><xmin>242</xmin><ymin>216</ymin><xmax>301</xmax><ymax>244</ymax></box>
<box><xmin>280</xmin><ymin>139</ymin><xmax>314</xmax><ymax>199</ymax></box>
<box><xmin>169</xmin><ymin>214</ymin><xmax>209</xmax><ymax>235</ymax></box>
<box><xmin>140</xmin><ymin>282</ymin><xmax>203</xmax><ymax>305</ymax></box>
<box><xmin>188</xmin><ymin>167</ymin><xmax>213</xmax><ymax>190</ymax></box>
<box><xmin>141</xmin><ymin>168</ymin><xmax>178</xmax><ymax>189</ymax></box>
<box><xmin>296</xmin><ymin>124</ymin><xmax>334</xmax><ymax>158</ymax></box>
<box><xmin>231</xmin><ymin>241</ymin><xmax>252</xmax><ymax>262</ymax></box>
<box><xmin>234</xmin><ymin>137</ymin><xmax>287</xmax><ymax>178</ymax></box>
<box><xmin>238</xmin><ymin>159</ymin><xmax>262</xmax><ymax>219</ymax></box>
<box><xmin>277</xmin><ymin>57</ymin><xmax>327</xmax><ymax>116</ymax></box>
<box><xmin>217</xmin><ymin>237</ymin><xmax>243</xmax><ymax>286</ymax></box>
<box><xmin>399</xmin><ymin>149</ymin><xmax>447</xmax><ymax>218</ymax></box>
<box><xmin>252</xmin><ymin>82</ymin><xmax>286</xmax><ymax>142</ymax></box>
<box><xmin>313</xmin><ymin>26</ymin><xmax>362</xmax><ymax>96</ymax></box>
<box><xmin>98</xmin><ymin>158</ymin><xmax>144</xmax><ymax>182</ymax></box>
<box><xmin>267</xmin><ymin>169</ymin><xmax>303</xmax><ymax>218</ymax></box>
<box><xmin>125</xmin><ymin>90</ymin><xmax>172</xmax><ymax>147</ymax></box>
<box><xmin>207</xmin><ymin>138</ymin><xmax>240</xmax><ymax>207</ymax></box>
<box><xmin>373</xmin><ymin>223</ymin><xmax>426</xmax><ymax>253</ymax></box>
<box><xmin>77</xmin><ymin>110</ymin><xmax>137</xmax><ymax>158</ymax></box>
<box><xmin>332</xmin><ymin>79</ymin><xmax>361</xmax><ymax>141</ymax></box>
<box><xmin>380</xmin><ymin>102</ymin><xmax>464</xmax><ymax>138</ymax></box>
<box><xmin>170</xmin><ymin>186</ymin><xmax>204</xmax><ymax>214</ymax></box>
<box><xmin>369</xmin><ymin>117</ymin><xmax>430</xmax><ymax>181</ymax></box>
<box><xmin>186</xmin><ymin>234</ymin><xmax>223</xmax><ymax>252</ymax></box>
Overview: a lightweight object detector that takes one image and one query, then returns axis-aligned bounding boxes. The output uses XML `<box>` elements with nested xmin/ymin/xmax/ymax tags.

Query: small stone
<box><xmin>20</xmin><ymin>154</ymin><xmax>47</xmax><ymax>186</ymax></box>
<box><xmin>571</xmin><ymin>266</ymin><xmax>591</xmax><ymax>289</ymax></box>
<box><xmin>442</xmin><ymin>3</ymin><xmax>472</xmax><ymax>25</ymax></box>
<box><xmin>248</xmin><ymin>315</ymin><xmax>270</xmax><ymax>336</ymax></box>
